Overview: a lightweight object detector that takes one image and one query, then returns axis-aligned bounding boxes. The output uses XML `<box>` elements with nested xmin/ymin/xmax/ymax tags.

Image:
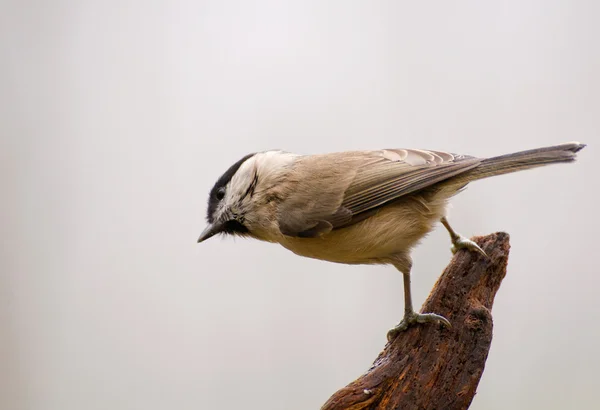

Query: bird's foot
<box><xmin>386</xmin><ymin>311</ymin><xmax>451</xmax><ymax>342</ymax></box>
<box><xmin>450</xmin><ymin>235</ymin><xmax>487</xmax><ymax>257</ymax></box>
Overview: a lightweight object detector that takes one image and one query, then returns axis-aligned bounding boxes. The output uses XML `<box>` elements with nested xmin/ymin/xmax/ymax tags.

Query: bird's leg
<box><xmin>386</xmin><ymin>259</ymin><xmax>451</xmax><ymax>342</ymax></box>
<box><xmin>440</xmin><ymin>216</ymin><xmax>487</xmax><ymax>257</ymax></box>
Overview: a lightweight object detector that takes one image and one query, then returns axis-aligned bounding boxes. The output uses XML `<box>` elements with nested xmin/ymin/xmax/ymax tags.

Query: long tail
<box><xmin>464</xmin><ymin>141</ymin><xmax>586</xmax><ymax>182</ymax></box>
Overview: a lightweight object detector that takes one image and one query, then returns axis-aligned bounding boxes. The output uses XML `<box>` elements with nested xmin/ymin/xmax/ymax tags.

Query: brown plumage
<box><xmin>199</xmin><ymin>142</ymin><xmax>586</xmax><ymax>339</ymax></box>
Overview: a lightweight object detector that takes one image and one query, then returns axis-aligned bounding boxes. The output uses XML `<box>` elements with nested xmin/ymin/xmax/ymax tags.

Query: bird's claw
<box><xmin>386</xmin><ymin>311</ymin><xmax>451</xmax><ymax>342</ymax></box>
<box><xmin>450</xmin><ymin>236</ymin><xmax>487</xmax><ymax>258</ymax></box>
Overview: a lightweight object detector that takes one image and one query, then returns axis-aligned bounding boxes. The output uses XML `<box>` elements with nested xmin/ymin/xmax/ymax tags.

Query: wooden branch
<box><xmin>322</xmin><ymin>232</ymin><xmax>510</xmax><ymax>410</ymax></box>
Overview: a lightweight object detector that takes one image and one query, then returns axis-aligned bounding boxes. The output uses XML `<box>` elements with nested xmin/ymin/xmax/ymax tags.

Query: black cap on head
<box><xmin>206</xmin><ymin>153</ymin><xmax>256</xmax><ymax>223</ymax></box>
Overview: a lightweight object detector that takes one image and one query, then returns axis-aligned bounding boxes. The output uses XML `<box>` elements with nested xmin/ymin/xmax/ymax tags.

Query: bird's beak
<box><xmin>197</xmin><ymin>221</ymin><xmax>224</xmax><ymax>243</ymax></box>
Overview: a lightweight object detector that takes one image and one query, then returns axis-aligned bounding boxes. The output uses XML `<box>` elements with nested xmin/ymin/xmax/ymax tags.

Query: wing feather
<box><xmin>277</xmin><ymin>149</ymin><xmax>481</xmax><ymax>237</ymax></box>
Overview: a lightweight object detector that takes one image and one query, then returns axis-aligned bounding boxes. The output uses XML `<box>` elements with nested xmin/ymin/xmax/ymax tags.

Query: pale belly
<box><xmin>277</xmin><ymin>196</ymin><xmax>448</xmax><ymax>265</ymax></box>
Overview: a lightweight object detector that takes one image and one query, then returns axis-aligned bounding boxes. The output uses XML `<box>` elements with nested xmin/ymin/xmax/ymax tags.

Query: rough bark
<box><xmin>322</xmin><ymin>232</ymin><xmax>510</xmax><ymax>410</ymax></box>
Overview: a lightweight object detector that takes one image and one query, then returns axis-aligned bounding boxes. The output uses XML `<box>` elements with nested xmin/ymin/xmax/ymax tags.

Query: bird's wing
<box><xmin>277</xmin><ymin>149</ymin><xmax>481</xmax><ymax>237</ymax></box>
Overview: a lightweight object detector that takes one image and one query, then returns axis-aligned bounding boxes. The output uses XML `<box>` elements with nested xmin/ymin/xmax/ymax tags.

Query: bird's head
<box><xmin>198</xmin><ymin>150</ymin><xmax>298</xmax><ymax>243</ymax></box>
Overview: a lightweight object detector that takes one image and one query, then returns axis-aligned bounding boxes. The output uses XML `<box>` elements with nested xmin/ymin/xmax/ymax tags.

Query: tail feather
<box><xmin>465</xmin><ymin>141</ymin><xmax>586</xmax><ymax>181</ymax></box>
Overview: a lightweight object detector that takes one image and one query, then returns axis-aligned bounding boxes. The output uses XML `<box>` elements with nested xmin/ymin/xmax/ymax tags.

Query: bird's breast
<box><xmin>277</xmin><ymin>198</ymin><xmax>447</xmax><ymax>265</ymax></box>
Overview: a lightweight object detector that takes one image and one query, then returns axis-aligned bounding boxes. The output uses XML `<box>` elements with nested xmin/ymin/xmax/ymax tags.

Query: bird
<box><xmin>197</xmin><ymin>142</ymin><xmax>586</xmax><ymax>341</ymax></box>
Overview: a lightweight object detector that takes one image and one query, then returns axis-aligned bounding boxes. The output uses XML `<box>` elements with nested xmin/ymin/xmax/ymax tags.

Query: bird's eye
<box><xmin>216</xmin><ymin>188</ymin><xmax>225</xmax><ymax>200</ymax></box>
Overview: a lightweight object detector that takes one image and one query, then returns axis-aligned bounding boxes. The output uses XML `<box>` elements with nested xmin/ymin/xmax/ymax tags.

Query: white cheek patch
<box><xmin>220</xmin><ymin>151</ymin><xmax>298</xmax><ymax>219</ymax></box>
<box><xmin>229</xmin><ymin>160</ymin><xmax>258</xmax><ymax>201</ymax></box>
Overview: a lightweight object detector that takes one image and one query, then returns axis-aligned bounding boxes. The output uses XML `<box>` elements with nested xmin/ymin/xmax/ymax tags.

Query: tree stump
<box><xmin>322</xmin><ymin>232</ymin><xmax>510</xmax><ymax>410</ymax></box>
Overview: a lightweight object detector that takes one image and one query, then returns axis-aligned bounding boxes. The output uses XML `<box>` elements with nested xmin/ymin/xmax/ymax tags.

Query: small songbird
<box><xmin>198</xmin><ymin>142</ymin><xmax>585</xmax><ymax>340</ymax></box>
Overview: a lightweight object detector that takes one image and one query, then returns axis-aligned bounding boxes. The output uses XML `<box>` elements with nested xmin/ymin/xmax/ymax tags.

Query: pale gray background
<box><xmin>1</xmin><ymin>1</ymin><xmax>599</xmax><ymax>409</ymax></box>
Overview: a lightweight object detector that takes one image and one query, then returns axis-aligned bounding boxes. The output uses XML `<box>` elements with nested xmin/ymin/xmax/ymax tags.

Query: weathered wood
<box><xmin>322</xmin><ymin>232</ymin><xmax>510</xmax><ymax>410</ymax></box>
